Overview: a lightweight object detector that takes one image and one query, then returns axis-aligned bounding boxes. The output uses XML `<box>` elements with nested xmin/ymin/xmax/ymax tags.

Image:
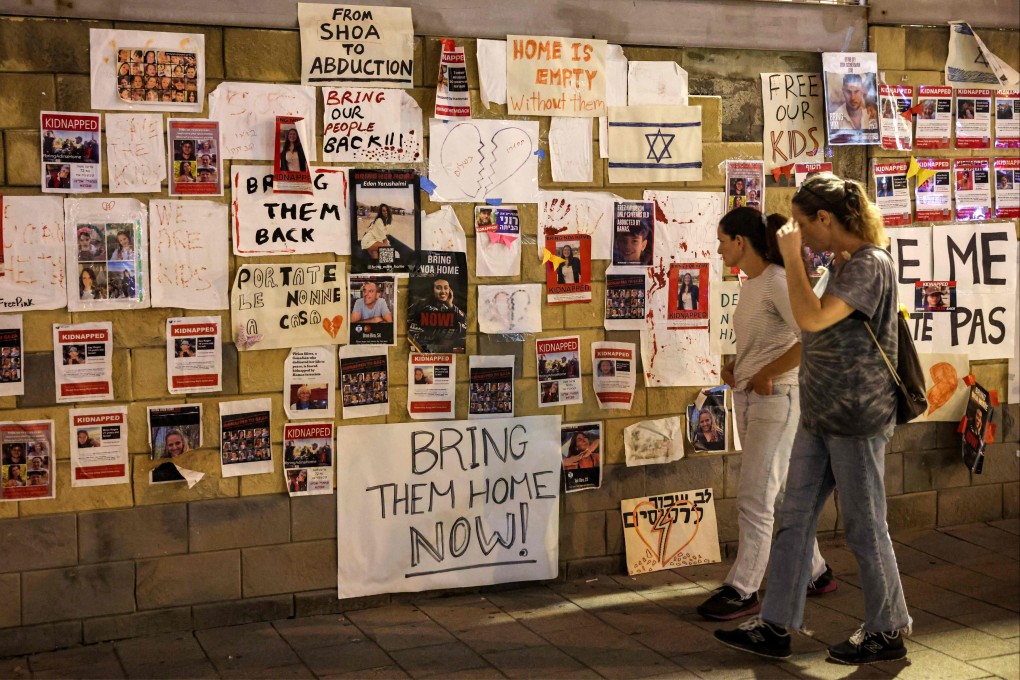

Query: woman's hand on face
<box><xmin>775</xmin><ymin>218</ymin><xmax>804</xmax><ymax>267</ymax></box>
<box><xmin>750</xmin><ymin>371</ymin><xmax>773</xmax><ymax>396</ymax></box>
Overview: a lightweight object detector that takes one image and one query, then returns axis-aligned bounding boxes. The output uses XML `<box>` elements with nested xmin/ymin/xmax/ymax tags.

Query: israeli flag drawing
<box><xmin>946</xmin><ymin>21</ymin><xmax>1019</xmax><ymax>89</ymax></box>
<box><xmin>608</xmin><ymin>105</ymin><xmax>703</xmax><ymax>183</ymax></box>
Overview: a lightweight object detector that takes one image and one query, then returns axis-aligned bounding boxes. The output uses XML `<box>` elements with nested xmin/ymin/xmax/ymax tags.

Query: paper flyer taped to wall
<box><xmin>477</xmin><ymin>284</ymin><xmax>543</xmax><ymax>335</ymax></box>
<box><xmin>605</xmin><ymin>269</ymin><xmax>646</xmax><ymax>331</ymax></box>
<box><xmin>955</xmin><ymin>89</ymin><xmax>993</xmax><ymax>149</ymax></box>
<box><xmin>506</xmin><ymin>35</ymin><xmax>607</xmax><ymax>117</ymax></box>
<box><xmin>209</xmin><ymin>82</ymin><xmax>317</xmax><ymax>161</ymax></box>
<box><xmin>148</xmin><ymin>404</ymin><xmax>202</xmax><ymax>484</ymax></box>
<box><xmin>688</xmin><ymin>388</ymin><xmax>729</xmax><ymax>452</ymax></box>
<box><xmin>0</xmin><ymin>196</ymin><xmax>66</xmax><ymax>311</ymax></box>
<box><xmin>339</xmin><ymin>345</ymin><xmax>390</xmax><ymax>419</ymax></box>
<box><xmin>628</xmin><ymin>61</ymin><xmax>688</xmax><ymax>106</ymax></box>
<box><xmin>475</xmin><ymin>205</ymin><xmax>522</xmax><ymax>277</ymax></box>
<box><xmin>612</xmin><ymin>201</ymin><xmax>654</xmax><ymax>267</ymax></box>
<box><xmin>40</xmin><ymin>112</ymin><xmax>102</xmax><ymax>194</ymax></box>
<box><xmin>995</xmin><ymin>158</ymin><xmax>1020</xmax><ymax>218</ymax></box>
<box><xmin>476</xmin><ymin>39</ymin><xmax>508</xmax><ymax>108</ymax></box>
<box><xmin>407</xmin><ymin>251</ymin><xmax>468</xmax><ymax>353</ymax></box>
<box><xmin>539</xmin><ymin>191</ymin><xmax>620</xmax><ymax>260</ymax></box>
<box><xmin>561</xmin><ymin>421</ymin><xmax>602</xmax><ymax>492</ymax></box>
<box><xmin>469</xmin><ymin>355</ymin><xmax>515</xmax><ymax>420</ymax></box>
<box><xmin>549</xmin><ymin>118</ymin><xmax>593</xmax><ymax>183</ymax></box>
<box><xmin>166</xmin><ymin>316</ymin><xmax>223</xmax><ymax>395</ymax></box>
<box><xmin>879</xmin><ymin>84</ymin><xmax>914</xmax><ymax>150</ymax></box>
<box><xmin>53</xmin><ymin>322</ymin><xmax>113</xmax><ymax>404</ymax></box>
<box><xmin>219</xmin><ymin>398</ymin><xmax>273</xmax><ymax>478</ymax></box>
<box><xmin>0</xmin><ymin>315</ymin><xmax>24</xmax><ymax>398</ymax></box>
<box><xmin>435</xmin><ymin>39</ymin><xmax>471</xmax><ymax>120</ymax></box>
<box><xmin>874</xmin><ymin>160</ymin><xmax>912</xmax><ymax>226</ymax></box>
<box><xmin>822</xmin><ymin>52</ymin><xmax>879</xmax><ymax>146</ymax></box>
<box><xmin>421</xmin><ymin>205</ymin><xmax>466</xmax><ymax>254</ymax></box>
<box><xmin>624</xmin><ymin>416</ymin><xmax>683</xmax><ymax>467</ymax></box>
<box><xmin>913</xmin><ymin>354</ymin><xmax>970</xmax><ymax>423</ymax></box>
<box><xmin>407</xmin><ymin>353</ymin><xmax>456</xmax><ymax>420</ymax></box>
<box><xmin>284</xmin><ymin>346</ymin><xmax>337</xmax><ymax>421</ymax></box>
<box><xmin>1</xmin><ymin>420</ymin><xmax>56</xmax><ymax>502</ymax></box>
<box><xmin>149</xmin><ymin>200</ymin><xmax>230</xmax><ymax>310</ymax></box>
<box><xmin>545</xmin><ymin>235</ymin><xmax>592</xmax><ymax>305</ymax></box>
<box><xmin>599</xmin><ymin>45</ymin><xmax>628</xmax><ymax>159</ymax></box>
<box><xmin>322</xmin><ymin>88</ymin><xmax>422</xmax><ymax>163</ymax></box>
<box><xmin>428</xmin><ymin>119</ymin><xmax>541</xmax><ymax>203</ymax></box>
<box><xmin>537</xmin><ymin>335</ymin><xmax>582</xmax><ymax>407</ymax></box>
<box><xmin>709</xmin><ymin>281</ymin><xmax>740</xmax><ymax>355</ymax></box>
<box><xmin>592</xmin><ymin>341</ymin><xmax>636</xmax><ymax>410</ymax></box>
<box><xmin>915</xmin><ymin>86</ymin><xmax>953</xmax><ymax>149</ymax></box>
<box><xmin>348</xmin><ymin>274</ymin><xmax>397</xmax><ymax>345</ymax></box>
<box><xmin>167</xmin><ymin>119</ymin><xmax>223</xmax><ymax>197</ymax></box>
<box><xmin>273</xmin><ymin>116</ymin><xmax>314</xmax><ymax>195</ymax></box>
<box><xmin>350</xmin><ymin>169</ymin><xmax>421</xmax><ymax>273</ymax></box>
<box><xmin>69</xmin><ymin>405</ymin><xmax>129</xmax><ymax>487</ymax></box>
<box><xmin>106</xmin><ymin>113</ymin><xmax>165</xmax><ymax>193</ymax></box>
<box><xmin>954</xmin><ymin>158</ymin><xmax>992</xmax><ymax>221</ymax></box>
<box><xmin>995</xmin><ymin>90</ymin><xmax>1020</xmax><ymax>148</ymax></box>
<box><xmin>284</xmin><ymin>422</ymin><xmax>334</xmax><ymax>496</ymax></box>
<box><xmin>760</xmin><ymin>73</ymin><xmax>825</xmax><ymax>172</ymax></box>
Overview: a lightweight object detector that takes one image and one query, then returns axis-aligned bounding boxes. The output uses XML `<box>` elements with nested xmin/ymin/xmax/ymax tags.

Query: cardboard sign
<box><xmin>760</xmin><ymin>73</ymin><xmax>824</xmax><ymax>172</ymax></box>
<box><xmin>506</xmin><ymin>36</ymin><xmax>607</xmax><ymax>117</ymax></box>
<box><xmin>230</xmin><ymin>262</ymin><xmax>348</xmax><ymax>351</ymax></box>
<box><xmin>621</xmin><ymin>489</ymin><xmax>721</xmax><ymax>575</ymax></box>
<box><xmin>336</xmin><ymin>415</ymin><xmax>562</xmax><ymax>598</ymax></box>
<box><xmin>298</xmin><ymin>3</ymin><xmax>414</xmax><ymax>88</ymax></box>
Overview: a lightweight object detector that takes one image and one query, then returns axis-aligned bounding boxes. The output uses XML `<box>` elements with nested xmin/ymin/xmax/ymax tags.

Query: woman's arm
<box><xmin>775</xmin><ymin>221</ymin><xmax>855</xmax><ymax>332</ymax></box>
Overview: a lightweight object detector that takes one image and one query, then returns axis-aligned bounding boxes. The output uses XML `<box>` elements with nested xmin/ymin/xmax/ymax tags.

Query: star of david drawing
<box><xmin>645</xmin><ymin>129</ymin><xmax>675</xmax><ymax>163</ymax></box>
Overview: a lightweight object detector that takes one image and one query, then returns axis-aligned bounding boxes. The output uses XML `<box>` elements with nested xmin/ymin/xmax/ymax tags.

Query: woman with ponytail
<box><xmin>716</xmin><ymin>176</ymin><xmax>910</xmax><ymax>666</ymax></box>
<box><xmin>697</xmin><ymin>207</ymin><xmax>834</xmax><ymax>622</ymax></box>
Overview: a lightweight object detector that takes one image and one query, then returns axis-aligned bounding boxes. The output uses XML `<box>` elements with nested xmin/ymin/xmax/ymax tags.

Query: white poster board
<box><xmin>427</xmin><ymin>119</ymin><xmax>540</xmax><ymax>203</ymax></box>
<box><xmin>760</xmin><ymin>73</ymin><xmax>825</xmax><ymax>172</ymax></box>
<box><xmin>336</xmin><ymin>415</ymin><xmax>562</xmax><ymax>598</ymax></box>
<box><xmin>505</xmin><ymin>35</ymin><xmax>607</xmax><ymax>117</ymax></box>
<box><xmin>106</xmin><ymin>113</ymin><xmax>166</xmax><ymax>193</ymax></box>
<box><xmin>208</xmin><ymin>82</ymin><xmax>318</xmax><ymax>161</ymax></box>
<box><xmin>0</xmin><ymin>196</ymin><xmax>66</xmax><ymax>311</ymax></box>
<box><xmin>322</xmin><ymin>88</ymin><xmax>422</xmax><ymax>163</ymax></box>
<box><xmin>149</xmin><ymin>200</ymin><xmax>230</xmax><ymax>309</ymax></box>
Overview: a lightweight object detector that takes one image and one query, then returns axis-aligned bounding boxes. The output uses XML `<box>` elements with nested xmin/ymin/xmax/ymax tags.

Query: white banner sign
<box><xmin>149</xmin><ymin>200</ymin><xmax>230</xmax><ymax>309</ymax></box>
<box><xmin>336</xmin><ymin>415</ymin><xmax>562</xmax><ymax>598</ymax></box>
<box><xmin>322</xmin><ymin>88</ymin><xmax>422</xmax><ymax>163</ymax></box>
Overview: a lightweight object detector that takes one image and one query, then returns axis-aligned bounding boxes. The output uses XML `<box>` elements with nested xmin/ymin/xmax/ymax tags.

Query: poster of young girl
<box><xmin>561</xmin><ymin>422</ymin><xmax>602</xmax><ymax>493</ymax></box>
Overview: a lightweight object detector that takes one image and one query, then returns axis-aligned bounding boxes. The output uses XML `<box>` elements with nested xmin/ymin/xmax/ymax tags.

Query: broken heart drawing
<box><xmin>428</xmin><ymin>119</ymin><xmax>540</xmax><ymax>203</ymax></box>
<box><xmin>621</xmin><ymin>490</ymin><xmax>722</xmax><ymax>576</ymax></box>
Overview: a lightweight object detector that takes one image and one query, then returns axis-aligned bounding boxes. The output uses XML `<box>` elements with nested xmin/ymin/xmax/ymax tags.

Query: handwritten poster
<box><xmin>298</xmin><ymin>3</ymin><xmax>414</xmax><ymax>88</ymax></box>
<box><xmin>230</xmin><ymin>262</ymin><xmax>348</xmax><ymax>351</ymax></box>
<box><xmin>477</xmin><ymin>284</ymin><xmax>543</xmax><ymax>335</ymax></box>
<box><xmin>232</xmin><ymin>166</ymin><xmax>349</xmax><ymax>256</ymax></box>
<box><xmin>149</xmin><ymin>200</ymin><xmax>230</xmax><ymax>310</ymax></box>
<box><xmin>709</xmin><ymin>281</ymin><xmax>740</xmax><ymax>354</ymax></box>
<box><xmin>506</xmin><ymin>35</ymin><xmax>606</xmax><ymax>117</ymax></box>
<box><xmin>760</xmin><ymin>73</ymin><xmax>824</xmax><ymax>172</ymax></box>
<box><xmin>208</xmin><ymin>82</ymin><xmax>317</xmax><ymax>161</ymax></box>
<box><xmin>428</xmin><ymin>119</ymin><xmax>540</xmax><ymax>203</ymax></box>
<box><xmin>0</xmin><ymin>196</ymin><xmax>66</xmax><ymax>311</ymax></box>
<box><xmin>621</xmin><ymin>489</ymin><xmax>721</xmax><ymax>575</ymax></box>
<box><xmin>608</xmin><ymin>105</ymin><xmax>703</xmax><ymax>183</ymax></box>
<box><xmin>913</xmin><ymin>354</ymin><xmax>970</xmax><ymax>423</ymax></box>
<box><xmin>105</xmin><ymin>113</ymin><xmax>165</xmax><ymax>193</ymax></box>
<box><xmin>323</xmin><ymin>88</ymin><xmax>422</xmax><ymax>163</ymax></box>
<box><xmin>336</xmin><ymin>415</ymin><xmax>562</xmax><ymax>598</ymax></box>
<box><xmin>89</xmin><ymin>28</ymin><xmax>205</xmax><ymax>112</ymax></box>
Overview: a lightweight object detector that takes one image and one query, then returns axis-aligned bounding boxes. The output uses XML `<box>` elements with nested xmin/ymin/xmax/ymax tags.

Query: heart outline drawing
<box><xmin>630</xmin><ymin>499</ymin><xmax>700</xmax><ymax>567</ymax></box>
<box><xmin>438</xmin><ymin>123</ymin><xmax>534</xmax><ymax>200</ymax></box>
<box><xmin>322</xmin><ymin>315</ymin><xmax>344</xmax><ymax>339</ymax></box>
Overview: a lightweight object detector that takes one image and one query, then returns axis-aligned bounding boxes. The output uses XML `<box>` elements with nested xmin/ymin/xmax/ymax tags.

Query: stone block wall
<box><xmin>0</xmin><ymin>15</ymin><xmax>1016</xmax><ymax>655</ymax></box>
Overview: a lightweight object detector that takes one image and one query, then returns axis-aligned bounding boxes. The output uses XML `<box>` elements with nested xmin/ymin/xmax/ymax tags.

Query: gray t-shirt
<box><xmin>733</xmin><ymin>264</ymin><xmax>800</xmax><ymax>391</ymax></box>
<box><xmin>800</xmin><ymin>245</ymin><xmax>898</xmax><ymax>436</ymax></box>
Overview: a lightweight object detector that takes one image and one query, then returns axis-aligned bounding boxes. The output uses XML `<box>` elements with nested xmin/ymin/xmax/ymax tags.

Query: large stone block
<box><xmin>869</xmin><ymin>26</ymin><xmax>906</xmax><ymax>69</ymax></box>
<box><xmin>136</xmin><ymin>550</ymin><xmax>240</xmax><ymax>609</ymax></box>
<box><xmin>291</xmin><ymin>493</ymin><xmax>337</xmax><ymax>541</ymax></box>
<box><xmin>19</xmin><ymin>461</ymin><xmax>134</xmax><ymax>517</ymax></box>
<box><xmin>55</xmin><ymin>74</ymin><xmax>93</xmax><ymax>113</ymax></box>
<box><xmin>644</xmin><ymin>454</ymin><xmax>725</xmax><ymax>498</ymax></box>
<box><xmin>109</xmin><ymin>308</ymin><xmax>169</xmax><ymax>348</ymax></box>
<box><xmin>0</xmin><ymin>17</ymin><xmax>102</xmax><ymax>73</ymax></box>
<box><xmin>78</xmin><ymin>504</ymin><xmax>188</xmax><ymax>563</ymax></box>
<box><xmin>565</xmin><ymin>463</ymin><xmax>644</xmax><ymax>514</ymax></box>
<box><xmin>4</xmin><ymin>129</ymin><xmax>39</xmax><ymax>186</ymax></box>
<box><xmin>885</xmin><ymin>452</ymin><xmax>904</xmax><ymax>497</ymax></box>
<box><xmin>132</xmin><ymin>450</ymin><xmax>239</xmax><ymax>506</ymax></box>
<box><xmin>0</xmin><ymin>573</ymin><xmax>20</xmax><ymax>628</ymax></box>
<box><xmin>23</xmin><ymin>311</ymin><xmax>71</xmax><ymax>353</ymax></box>
<box><xmin>902</xmin><ymin>448</ymin><xmax>971</xmax><ymax>493</ymax></box>
<box><xmin>904</xmin><ymin>27</ymin><xmax>949</xmax><ymax>71</ymax></box>
<box><xmin>192</xmin><ymin>594</ymin><xmax>294</xmax><ymax>630</ymax></box>
<box><xmin>0</xmin><ymin>74</ymin><xmax>56</xmax><ymax>129</ymax></box>
<box><xmin>241</xmin><ymin>540</ymin><xmax>337</xmax><ymax>597</ymax></box>
<box><xmin>22</xmin><ymin>562</ymin><xmax>135</xmax><ymax>625</ymax></box>
<box><xmin>1004</xmin><ymin>482</ymin><xmax>1018</xmax><ymax>519</ymax></box>
<box><xmin>224</xmin><ymin>28</ymin><xmax>300</xmax><ymax>82</ymax></box>
<box><xmin>189</xmin><ymin>494</ymin><xmax>290</xmax><ymax>551</ymax></box>
<box><xmin>886</xmin><ymin>491</ymin><xmax>937</xmax><ymax>530</ymax></box>
<box><xmin>559</xmin><ymin>510</ymin><xmax>607</xmax><ymax>560</ymax></box>
<box><xmin>238</xmin><ymin>348</ymin><xmax>290</xmax><ymax>392</ymax></box>
<box><xmin>0</xmin><ymin>515</ymin><xmax>77</xmax><ymax>573</ymax></box>
<box><xmin>0</xmin><ymin>621</ymin><xmax>81</xmax><ymax>657</ymax></box>
<box><xmin>83</xmin><ymin>606</ymin><xmax>192</xmax><ymax>644</ymax></box>
<box><xmin>683</xmin><ymin>48</ymin><xmax>819</xmax><ymax>81</ymax></box>
<box><xmin>887</xmin><ymin>422</ymin><xmax>937</xmax><ymax>453</ymax></box>
<box><xmin>130</xmin><ymin>347</ymin><xmax>170</xmax><ymax>399</ymax></box>
<box><xmin>938</xmin><ymin>485</ymin><xmax>1002</xmax><ymax>526</ymax></box>
<box><xmin>18</xmin><ymin>353</ymin><xmax>56</xmax><ymax>408</ymax></box>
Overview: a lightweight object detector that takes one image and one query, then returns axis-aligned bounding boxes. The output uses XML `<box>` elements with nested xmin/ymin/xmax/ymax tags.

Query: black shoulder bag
<box><xmin>864</xmin><ymin>312</ymin><xmax>928</xmax><ymax>424</ymax></box>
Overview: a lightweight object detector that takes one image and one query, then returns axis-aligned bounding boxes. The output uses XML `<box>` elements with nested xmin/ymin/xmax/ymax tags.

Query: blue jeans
<box><xmin>728</xmin><ymin>386</ymin><xmax>825</xmax><ymax>599</ymax></box>
<box><xmin>761</xmin><ymin>424</ymin><xmax>911</xmax><ymax>634</ymax></box>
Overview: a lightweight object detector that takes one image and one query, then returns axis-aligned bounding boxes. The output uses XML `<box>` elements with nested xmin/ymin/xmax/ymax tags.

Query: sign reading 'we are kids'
<box><xmin>507</xmin><ymin>36</ymin><xmax>607</xmax><ymax>117</ymax></box>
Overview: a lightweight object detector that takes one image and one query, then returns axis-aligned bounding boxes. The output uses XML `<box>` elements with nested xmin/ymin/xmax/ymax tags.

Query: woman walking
<box><xmin>715</xmin><ymin>176</ymin><xmax>910</xmax><ymax>665</ymax></box>
<box><xmin>697</xmin><ymin>207</ymin><xmax>834</xmax><ymax>622</ymax></box>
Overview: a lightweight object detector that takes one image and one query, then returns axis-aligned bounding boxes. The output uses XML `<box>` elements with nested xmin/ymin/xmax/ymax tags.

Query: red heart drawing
<box><xmin>322</xmin><ymin>315</ymin><xmax>344</xmax><ymax>339</ymax></box>
<box><xmin>630</xmin><ymin>499</ymin><xmax>701</xmax><ymax>567</ymax></box>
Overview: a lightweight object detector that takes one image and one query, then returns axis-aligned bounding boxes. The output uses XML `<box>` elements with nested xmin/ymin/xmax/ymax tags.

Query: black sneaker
<box><xmin>807</xmin><ymin>564</ymin><xmax>838</xmax><ymax>596</ymax></box>
<box><xmin>714</xmin><ymin>617</ymin><xmax>792</xmax><ymax>659</ymax></box>
<box><xmin>828</xmin><ymin>627</ymin><xmax>907</xmax><ymax>665</ymax></box>
<box><xmin>697</xmin><ymin>585</ymin><xmax>761</xmax><ymax>621</ymax></box>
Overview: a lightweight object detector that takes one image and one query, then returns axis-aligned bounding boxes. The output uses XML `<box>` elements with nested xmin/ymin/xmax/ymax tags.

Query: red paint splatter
<box><xmin>679</xmin><ymin>241</ymin><xmax>689</xmax><ymax>252</ymax></box>
<box><xmin>653</xmin><ymin>200</ymin><xmax>668</xmax><ymax>225</ymax></box>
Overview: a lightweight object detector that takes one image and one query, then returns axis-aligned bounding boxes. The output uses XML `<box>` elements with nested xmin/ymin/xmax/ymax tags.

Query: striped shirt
<box><xmin>733</xmin><ymin>264</ymin><xmax>800</xmax><ymax>391</ymax></box>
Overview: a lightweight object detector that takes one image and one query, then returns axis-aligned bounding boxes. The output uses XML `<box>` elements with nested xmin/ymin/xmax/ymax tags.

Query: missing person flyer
<box><xmin>0</xmin><ymin>315</ymin><xmax>24</xmax><ymax>398</ymax></box>
<box><xmin>794</xmin><ymin>162</ymin><xmax>832</xmax><ymax>186</ymax></box>
<box><xmin>339</xmin><ymin>345</ymin><xmax>389</xmax><ymax>419</ymax></box>
<box><xmin>219</xmin><ymin>398</ymin><xmax>273</xmax><ymax>478</ymax></box>
<box><xmin>348</xmin><ymin>274</ymin><xmax>396</xmax><ymax>345</ymax></box>
<box><xmin>536</xmin><ymin>335</ymin><xmax>582</xmax><ymax>407</ymax></box>
<box><xmin>283</xmin><ymin>421</ymin><xmax>334</xmax><ymax>497</ymax></box>
<box><xmin>994</xmin><ymin>90</ymin><xmax>1019</xmax><ymax>149</ymax></box>
<box><xmin>963</xmin><ymin>382</ymin><xmax>992</xmax><ymax>473</ymax></box>
<box><xmin>435</xmin><ymin>39</ymin><xmax>470</xmax><ymax>120</ymax></box>
<box><xmin>475</xmin><ymin>205</ymin><xmax>522</xmax><ymax>277</ymax></box>
<box><xmin>407</xmin><ymin>250</ymin><xmax>468</xmax><ymax>353</ymax></box>
<box><xmin>915</xmin><ymin>158</ymin><xmax>952</xmax><ymax>222</ymax></box>
<box><xmin>724</xmin><ymin>161</ymin><xmax>764</xmax><ymax>211</ymax></box>
<box><xmin>561</xmin><ymin>421</ymin><xmax>602</xmax><ymax>493</ymax></box>
<box><xmin>545</xmin><ymin>234</ymin><xmax>592</xmax><ymax>305</ymax></box>
<box><xmin>605</xmin><ymin>270</ymin><xmax>647</xmax><ymax>330</ymax></box>
<box><xmin>1</xmin><ymin>420</ymin><xmax>55</xmax><ymax>502</ymax></box>
<box><xmin>914</xmin><ymin>281</ymin><xmax>956</xmax><ymax>312</ymax></box>
<box><xmin>666</xmin><ymin>262</ymin><xmax>710</xmax><ymax>329</ymax></box>
<box><xmin>147</xmin><ymin>404</ymin><xmax>202</xmax><ymax>484</ymax></box>
<box><xmin>994</xmin><ymin>158</ymin><xmax>1020</xmax><ymax>219</ymax></box>
<box><xmin>53</xmin><ymin>322</ymin><xmax>113</xmax><ymax>403</ymax></box>
<box><xmin>612</xmin><ymin>202</ymin><xmax>653</xmax><ymax>267</ymax></box>
<box><xmin>592</xmin><ymin>341</ymin><xmax>637</xmax><ymax>410</ymax></box>
<box><xmin>407</xmin><ymin>353</ymin><xmax>456</xmax><ymax>420</ymax></box>
<box><xmin>873</xmin><ymin>161</ymin><xmax>912</xmax><ymax>226</ymax></box>
<box><xmin>350</xmin><ymin>169</ymin><xmax>421</xmax><ymax>274</ymax></box>
<box><xmin>167</xmin><ymin>119</ymin><xmax>223</xmax><ymax>196</ymax></box>
<box><xmin>955</xmin><ymin>89</ymin><xmax>992</xmax><ymax>149</ymax></box>
<box><xmin>166</xmin><ymin>316</ymin><xmax>222</xmax><ymax>395</ymax></box>
<box><xmin>69</xmin><ymin>405</ymin><xmax>128</xmax><ymax>487</ymax></box>
<box><xmin>879</xmin><ymin>84</ymin><xmax>913</xmax><ymax>150</ymax></box>
<box><xmin>954</xmin><ymin>158</ymin><xmax>992</xmax><ymax>221</ymax></box>
<box><xmin>40</xmin><ymin>112</ymin><xmax>102</xmax><ymax>194</ymax></box>
<box><xmin>274</xmin><ymin>115</ymin><xmax>314</xmax><ymax>195</ymax></box>
<box><xmin>915</xmin><ymin>86</ymin><xmax>952</xmax><ymax>149</ymax></box>
<box><xmin>284</xmin><ymin>346</ymin><xmax>336</xmax><ymax>421</ymax></box>
<box><xmin>821</xmin><ymin>52</ymin><xmax>879</xmax><ymax>145</ymax></box>
<box><xmin>468</xmin><ymin>354</ymin><xmax>514</xmax><ymax>420</ymax></box>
